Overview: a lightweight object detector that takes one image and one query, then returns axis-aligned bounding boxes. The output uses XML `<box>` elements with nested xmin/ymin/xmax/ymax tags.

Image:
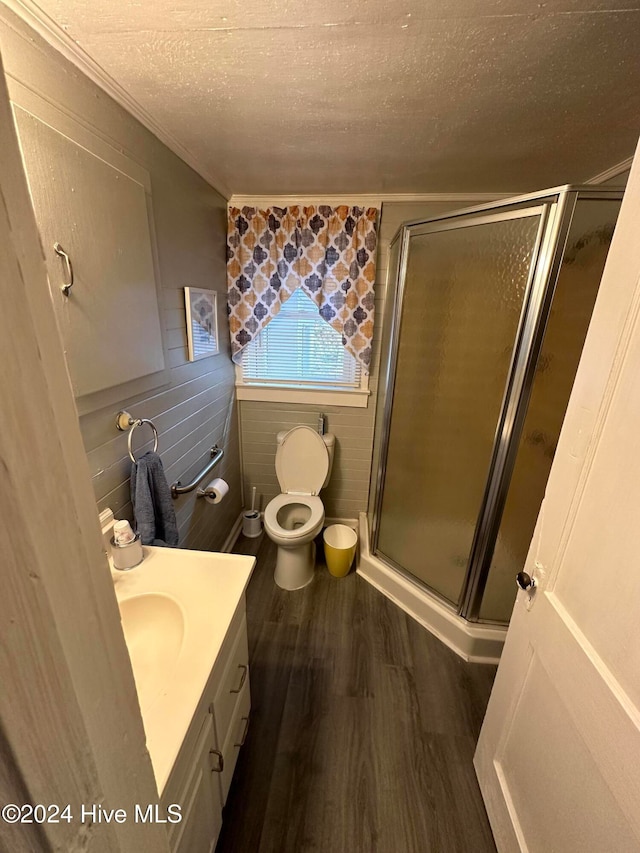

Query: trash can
<box><xmin>323</xmin><ymin>524</ymin><xmax>358</xmax><ymax>578</ymax></box>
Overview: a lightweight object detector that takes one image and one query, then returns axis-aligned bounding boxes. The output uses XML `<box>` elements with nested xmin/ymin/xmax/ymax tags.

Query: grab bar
<box><xmin>171</xmin><ymin>445</ymin><xmax>224</xmax><ymax>499</ymax></box>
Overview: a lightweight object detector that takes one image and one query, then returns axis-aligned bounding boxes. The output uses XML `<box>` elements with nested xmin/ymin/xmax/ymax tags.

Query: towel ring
<box><xmin>116</xmin><ymin>411</ymin><xmax>159</xmax><ymax>463</ymax></box>
<box><xmin>127</xmin><ymin>419</ymin><xmax>159</xmax><ymax>464</ymax></box>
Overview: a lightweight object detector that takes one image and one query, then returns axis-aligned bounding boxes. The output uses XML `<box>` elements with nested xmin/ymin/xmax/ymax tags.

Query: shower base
<box><xmin>357</xmin><ymin>513</ymin><xmax>506</xmax><ymax>664</ymax></box>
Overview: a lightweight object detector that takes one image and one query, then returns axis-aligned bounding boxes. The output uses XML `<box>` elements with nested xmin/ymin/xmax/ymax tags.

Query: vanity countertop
<box><xmin>110</xmin><ymin>545</ymin><xmax>254</xmax><ymax>794</ymax></box>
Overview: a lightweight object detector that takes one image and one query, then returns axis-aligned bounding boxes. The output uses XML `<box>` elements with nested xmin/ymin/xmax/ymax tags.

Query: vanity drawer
<box><xmin>212</xmin><ymin>615</ymin><xmax>249</xmax><ymax>742</ymax></box>
<box><xmin>219</xmin><ymin>684</ymin><xmax>251</xmax><ymax>804</ymax></box>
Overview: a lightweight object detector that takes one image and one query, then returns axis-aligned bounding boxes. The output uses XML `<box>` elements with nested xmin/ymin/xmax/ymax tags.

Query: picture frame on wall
<box><xmin>184</xmin><ymin>287</ymin><xmax>218</xmax><ymax>361</ymax></box>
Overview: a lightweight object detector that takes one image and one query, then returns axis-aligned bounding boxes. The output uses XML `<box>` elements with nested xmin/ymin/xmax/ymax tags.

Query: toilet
<box><xmin>264</xmin><ymin>425</ymin><xmax>335</xmax><ymax>590</ymax></box>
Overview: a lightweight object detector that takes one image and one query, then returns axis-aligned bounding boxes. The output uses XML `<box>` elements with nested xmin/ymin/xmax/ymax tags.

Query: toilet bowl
<box><xmin>264</xmin><ymin>425</ymin><xmax>335</xmax><ymax>590</ymax></box>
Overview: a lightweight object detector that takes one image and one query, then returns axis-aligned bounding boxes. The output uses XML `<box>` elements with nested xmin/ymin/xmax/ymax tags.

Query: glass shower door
<box><xmin>478</xmin><ymin>198</ymin><xmax>622</xmax><ymax>621</ymax></box>
<box><xmin>375</xmin><ymin>209</ymin><xmax>545</xmax><ymax>606</ymax></box>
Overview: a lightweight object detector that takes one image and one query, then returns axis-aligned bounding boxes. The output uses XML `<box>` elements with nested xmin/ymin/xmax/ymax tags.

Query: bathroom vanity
<box><xmin>111</xmin><ymin>546</ymin><xmax>254</xmax><ymax>852</ymax></box>
<box><xmin>161</xmin><ymin>601</ymin><xmax>250</xmax><ymax>852</ymax></box>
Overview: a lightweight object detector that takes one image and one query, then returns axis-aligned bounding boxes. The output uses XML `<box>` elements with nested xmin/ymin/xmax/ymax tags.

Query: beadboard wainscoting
<box><xmin>0</xmin><ymin>6</ymin><xmax>242</xmax><ymax>551</ymax></box>
<box><xmin>239</xmin><ymin>401</ymin><xmax>373</xmax><ymax>519</ymax></box>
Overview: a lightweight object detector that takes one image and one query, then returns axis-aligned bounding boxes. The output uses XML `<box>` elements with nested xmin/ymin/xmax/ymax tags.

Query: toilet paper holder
<box><xmin>170</xmin><ymin>445</ymin><xmax>224</xmax><ymax>499</ymax></box>
<box><xmin>197</xmin><ymin>477</ymin><xmax>229</xmax><ymax>503</ymax></box>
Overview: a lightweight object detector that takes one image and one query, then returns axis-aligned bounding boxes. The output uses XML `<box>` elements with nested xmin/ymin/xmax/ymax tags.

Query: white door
<box><xmin>475</xmin><ymin>147</ymin><xmax>640</xmax><ymax>853</ymax></box>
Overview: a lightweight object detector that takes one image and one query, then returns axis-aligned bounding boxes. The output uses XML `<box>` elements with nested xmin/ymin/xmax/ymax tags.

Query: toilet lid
<box><xmin>275</xmin><ymin>426</ymin><xmax>329</xmax><ymax>495</ymax></box>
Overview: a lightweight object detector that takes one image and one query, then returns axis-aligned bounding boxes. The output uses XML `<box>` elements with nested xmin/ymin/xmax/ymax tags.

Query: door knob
<box><xmin>516</xmin><ymin>571</ymin><xmax>536</xmax><ymax>592</ymax></box>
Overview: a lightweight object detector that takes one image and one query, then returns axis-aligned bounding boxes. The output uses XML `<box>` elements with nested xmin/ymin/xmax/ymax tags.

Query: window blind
<box><xmin>241</xmin><ymin>288</ymin><xmax>361</xmax><ymax>387</ymax></box>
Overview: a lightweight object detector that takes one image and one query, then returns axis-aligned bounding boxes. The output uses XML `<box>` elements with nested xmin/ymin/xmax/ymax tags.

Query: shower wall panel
<box><xmin>376</xmin><ymin>213</ymin><xmax>542</xmax><ymax>605</ymax></box>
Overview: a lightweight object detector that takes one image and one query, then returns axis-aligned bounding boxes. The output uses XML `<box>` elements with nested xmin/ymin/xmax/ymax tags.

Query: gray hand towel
<box><xmin>130</xmin><ymin>451</ymin><xmax>179</xmax><ymax>547</ymax></box>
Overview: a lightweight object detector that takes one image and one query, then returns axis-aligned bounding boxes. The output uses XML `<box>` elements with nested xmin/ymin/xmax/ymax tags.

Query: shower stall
<box><xmin>364</xmin><ymin>186</ymin><xmax>623</xmax><ymax>657</ymax></box>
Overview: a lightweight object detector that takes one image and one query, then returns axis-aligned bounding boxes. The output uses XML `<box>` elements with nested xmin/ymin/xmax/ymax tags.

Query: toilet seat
<box><xmin>264</xmin><ymin>493</ymin><xmax>324</xmax><ymax>541</ymax></box>
<box><xmin>275</xmin><ymin>425</ymin><xmax>329</xmax><ymax>496</ymax></box>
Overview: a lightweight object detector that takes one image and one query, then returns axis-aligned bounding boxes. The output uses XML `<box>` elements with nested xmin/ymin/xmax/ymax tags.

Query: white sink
<box><xmin>118</xmin><ymin>593</ymin><xmax>185</xmax><ymax>712</ymax></box>
<box><xmin>111</xmin><ymin>546</ymin><xmax>254</xmax><ymax>793</ymax></box>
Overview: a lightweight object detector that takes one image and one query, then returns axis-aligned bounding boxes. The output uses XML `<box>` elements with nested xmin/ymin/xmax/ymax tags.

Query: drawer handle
<box><xmin>209</xmin><ymin>748</ymin><xmax>224</xmax><ymax>773</ymax></box>
<box><xmin>234</xmin><ymin>715</ymin><xmax>250</xmax><ymax>748</ymax></box>
<box><xmin>230</xmin><ymin>664</ymin><xmax>248</xmax><ymax>694</ymax></box>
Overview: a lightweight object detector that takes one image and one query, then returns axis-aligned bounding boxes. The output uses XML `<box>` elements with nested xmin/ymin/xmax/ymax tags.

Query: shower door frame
<box><xmin>370</xmin><ymin>186</ymin><xmax>622</xmax><ymax>623</ymax></box>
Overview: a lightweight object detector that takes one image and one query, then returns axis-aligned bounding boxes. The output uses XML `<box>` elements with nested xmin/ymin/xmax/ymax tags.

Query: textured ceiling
<box><xmin>27</xmin><ymin>0</ymin><xmax>640</xmax><ymax>195</ymax></box>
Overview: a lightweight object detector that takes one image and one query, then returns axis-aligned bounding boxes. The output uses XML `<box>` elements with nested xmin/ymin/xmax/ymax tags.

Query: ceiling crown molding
<box><xmin>2</xmin><ymin>0</ymin><xmax>232</xmax><ymax>198</ymax></box>
<box><xmin>229</xmin><ymin>192</ymin><xmax>511</xmax><ymax>207</ymax></box>
<box><xmin>587</xmin><ymin>156</ymin><xmax>634</xmax><ymax>185</ymax></box>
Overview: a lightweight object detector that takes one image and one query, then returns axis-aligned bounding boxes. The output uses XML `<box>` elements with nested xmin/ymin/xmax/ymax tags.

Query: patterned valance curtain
<box><xmin>226</xmin><ymin>205</ymin><xmax>378</xmax><ymax>373</ymax></box>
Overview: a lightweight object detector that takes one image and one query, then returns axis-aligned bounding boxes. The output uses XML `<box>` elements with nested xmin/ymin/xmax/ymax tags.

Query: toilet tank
<box><xmin>276</xmin><ymin>429</ymin><xmax>335</xmax><ymax>488</ymax></box>
<box><xmin>321</xmin><ymin>433</ymin><xmax>335</xmax><ymax>487</ymax></box>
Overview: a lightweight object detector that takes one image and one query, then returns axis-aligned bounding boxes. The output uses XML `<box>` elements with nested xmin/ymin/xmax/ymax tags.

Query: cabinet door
<box><xmin>14</xmin><ymin>105</ymin><xmax>165</xmax><ymax>399</ymax></box>
<box><xmin>170</xmin><ymin>715</ymin><xmax>222</xmax><ymax>853</ymax></box>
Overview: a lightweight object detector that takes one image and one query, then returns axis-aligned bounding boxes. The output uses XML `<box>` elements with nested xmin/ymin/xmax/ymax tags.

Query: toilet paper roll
<box><xmin>202</xmin><ymin>477</ymin><xmax>229</xmax><ymax>505</ymax></box>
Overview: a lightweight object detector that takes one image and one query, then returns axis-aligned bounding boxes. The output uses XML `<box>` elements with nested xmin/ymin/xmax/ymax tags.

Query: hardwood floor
<box><xmin>216</xmin><ymin>532</ymin><xmax>498</xmax><ymax>853</ymax></box>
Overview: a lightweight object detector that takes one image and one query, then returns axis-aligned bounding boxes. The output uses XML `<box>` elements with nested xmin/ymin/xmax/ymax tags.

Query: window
<box><xmin>242</xmin><ymin>289</ymin><xmax>359</xmax><ymax>386</ymax></box>
<box><xmin>236</xmin><ymin>288</ymin><xmax>369</xmax><ymax>407</ymax></box>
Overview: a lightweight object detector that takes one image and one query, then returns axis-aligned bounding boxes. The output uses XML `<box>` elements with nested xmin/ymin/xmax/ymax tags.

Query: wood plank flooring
<box><xmin>216</xmin><ymin>532</ymin><xmax>497</xmax><ymax>853</ymax></box>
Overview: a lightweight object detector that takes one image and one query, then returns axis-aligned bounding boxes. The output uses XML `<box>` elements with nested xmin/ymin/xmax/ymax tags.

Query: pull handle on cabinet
<box><xmin>234</xmin><ymin>715</ymin><xmax>250</xmax><ymax>748</ymax></box>
<box><xmin>230</xmin><ymin>664</ymin><xmax>248</xmax><ymax>694</ymax></box>
<box><xmin>53</xmin><ymin>242</ymin><xmax>74</xmax><ymax>295</ymax></box>
<box><xmin>209</xmin><ymin>748</ymin><xmax>224</xmax><ymax>773</ymax></box>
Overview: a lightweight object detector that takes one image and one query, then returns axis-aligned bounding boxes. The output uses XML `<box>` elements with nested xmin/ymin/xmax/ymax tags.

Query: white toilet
<box><xmin>264</xmin><ymin>425</ymin><xmax>335</xmax><ymax>590</ymax></box>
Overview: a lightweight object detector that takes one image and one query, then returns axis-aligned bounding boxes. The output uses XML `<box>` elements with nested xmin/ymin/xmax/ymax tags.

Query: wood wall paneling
<box><xmin>0</xmin><ymin>6</ymin><xmax>242</xmax><ymax>551</ymax></box>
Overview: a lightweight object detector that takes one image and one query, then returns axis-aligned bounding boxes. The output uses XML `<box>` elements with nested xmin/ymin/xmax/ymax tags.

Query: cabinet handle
<box><xmin>234</xmin><ymin>715</ymin><xmax>250</xmax><ymax>748</ymax></box>
<box><xmin>230</xmin><ymin>664</ymin><xmax>248</xmax><ymax>694</ymax></box>
<box><xmin>53</xmin><ymin>242</ymin><xmax>74</xmax><ymax>296</ymax></box>
<box><xmin>209</xmin><ymin>748</ymin><xmax>224</xmax><ymax>773</ymax></box>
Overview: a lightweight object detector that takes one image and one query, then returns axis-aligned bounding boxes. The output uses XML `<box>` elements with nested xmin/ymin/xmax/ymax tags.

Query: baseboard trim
<box><xmin>356</xmin><ymin>513</ymin><xmax>506</xmax><ymax>664</ymax></box>
<box><xmin>221</xmin><ymin>512</ymin><xmax>244</xmax><ymax>554</ymax></box>
<box><xmin>221</xmin><ymin>512</ymin><xmax>356</xmax><ymax>554</ymax></box>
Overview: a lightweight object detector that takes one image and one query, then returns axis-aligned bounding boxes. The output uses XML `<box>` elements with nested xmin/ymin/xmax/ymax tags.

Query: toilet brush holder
<box><xmin>243</xmin><ymin>485</ymin><xmax>261</xmax><ymax>538</ymax></box>
<box><xmin>242</xmin><ymin>510</ymin><xmax>261</xmax><ymax>538</ymax></box>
